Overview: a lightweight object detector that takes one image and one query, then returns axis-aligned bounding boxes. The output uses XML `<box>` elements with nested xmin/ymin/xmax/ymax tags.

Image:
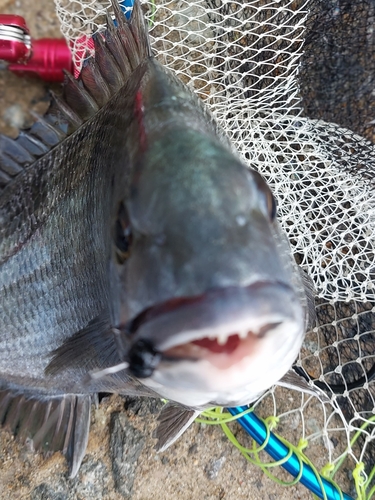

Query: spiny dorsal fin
<box><xmin>80</xmin><ymin>56</ymin><xmax>112</xmax><ymax>107</ymax></box>
<box><xmin>48</xmin><ymin>91</ymin><xmax>83</xmax><ymax>132</ymax></box>
<box><xmin>298</xmin><ymin>266</ymin><xmax>317</xmax><ymax>331</ymax></box>
<box><xmin>0</xmin><ymin>0</ymin><xmax>151</xmax><ymax>194</ymax></box>
<box><xmin>0</xmin><ymin>387</ymin><xmax>91</xmax><ymax>478</ymax></box>
<box><xmin>93</xmin><ymin>31</ymin><xmax>124</xmax><ymax>93</ymax></box>
<box><xmin>0</xmin><ymin>135</ymin><xmax>34</xmax><ymax>190</ymax></box>
<box><xmin>105</xmin><ymin>12</ymin><xmax>133</xmax><ymax>78</ymax></box>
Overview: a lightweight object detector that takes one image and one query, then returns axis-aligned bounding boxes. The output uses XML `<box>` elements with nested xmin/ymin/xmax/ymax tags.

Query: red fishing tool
<box><xmin>0</xmin><ymin>14</ymin><xmax>73</xmax><ymax>82</ymax></box>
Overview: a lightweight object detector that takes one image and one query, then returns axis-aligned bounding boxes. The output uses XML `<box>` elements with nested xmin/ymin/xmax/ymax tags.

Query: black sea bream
<box><xmin>0</xmin><ymin>0</ymin><xmax>316</xmax><ymax>476</ymax></box>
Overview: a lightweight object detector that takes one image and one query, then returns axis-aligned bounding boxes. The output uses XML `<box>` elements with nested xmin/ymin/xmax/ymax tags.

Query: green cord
<box><xmin>365</xmin><ymin>483</ymin><xmax>375</xmax><ymax>500</ymax></box>
<box><xmin>196</xmin><ymin>406</ymin><xmax>347</xmax><ymax>496</ymax></box>
<box><xmin>199</xmin><ymin>404</ymin><xmax>375</xmax><ymax>499</ymax></box>
<box><xmin>321</xmin><ymin>415</ymin><xmax>375</xmax><ymax>499</ymax></box>
<box><xmin>147</xmin><ymin>0</ymin><xmax>156</xmax><ymax>28</ymax></box>
<box><xmin>353</xmin><ymin>463</ymin><xmax>366</xmax><ymax>499</ymax></box>
<box><xmin>197</xmin><ymin>406</ymin><xmax>254</xmax><ymax>425</ymax></box>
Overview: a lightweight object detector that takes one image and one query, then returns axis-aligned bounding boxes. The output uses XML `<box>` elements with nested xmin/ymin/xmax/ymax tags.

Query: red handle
<box><xmin>9</xmin><ymin>39</ymin><xmax>73</xmax><ymax>82</ymax></box>
<box><xmin>0</xmin><ymin>14</ymin><xmax>30</xmax><ymax>63</ymax></box>
<box><xmin>0</xmin><ymin>14</ymin><xmax>29</xmax><ymax>32</ymax></box>
<box><xmin>0</xmin><ymin>13</ymin><xmax>73</xmax><ymax>81</ymax></box>
<box><xmin>0</xmin><ymin>38</ymin><xmax>29</xmax><ymax>63</ymax></box>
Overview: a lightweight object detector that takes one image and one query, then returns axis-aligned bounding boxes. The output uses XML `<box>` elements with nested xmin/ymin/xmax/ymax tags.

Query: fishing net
<box><xmin>53</xmin><ymin>0</ymin><xmax>375</xmax><ymax>497</ymax></box>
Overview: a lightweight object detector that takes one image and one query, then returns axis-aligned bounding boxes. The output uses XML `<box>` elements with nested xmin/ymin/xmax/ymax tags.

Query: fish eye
<box><xmin>251</xmin><ymin>170</ymin><xmax>277</xmax><ymax>221</ymax></box>
<box><xmin>114</xmin><ymin>202</ymin><xmax>132</xmax><ymax>264</ymax></box>
<box><xmin>268</xmin><ymin>192</ymin><xmax>277</xmax><ymax>221</ymax></box>
<box><xmin>260</xmin><ymin>187</ymin><xmax>277</xmax><ymax>222</ymax></box>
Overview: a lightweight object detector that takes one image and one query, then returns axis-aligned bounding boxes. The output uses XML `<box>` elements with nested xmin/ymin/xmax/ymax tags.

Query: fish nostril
<box><xmin>114</xmin><ymin>201</ymin><xmax>132</xmax><ymax>264</ymax></box>
<box><xmin>127</xmin><ymin>339</ymin><xmax>161</xmax><ymax>378</ymax></box>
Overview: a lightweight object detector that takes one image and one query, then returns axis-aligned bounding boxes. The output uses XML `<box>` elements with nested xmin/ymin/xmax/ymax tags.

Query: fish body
<box><xmin>0</xmin><ymin>1</ymin><xmax>313</xmax><ymax>475</ymax></box>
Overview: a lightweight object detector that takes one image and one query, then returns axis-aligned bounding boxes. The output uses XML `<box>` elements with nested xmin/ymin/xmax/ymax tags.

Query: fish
<box><xmin>0</xmin><ymin>0</ymin><xmax>324</xmax><ymax>477</ymax></box>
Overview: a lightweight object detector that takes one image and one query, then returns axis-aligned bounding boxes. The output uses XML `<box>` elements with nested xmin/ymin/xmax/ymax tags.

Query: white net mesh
<box><xmin>53</xmin><ymin>0</ymin><xmax>375</xmax><ymax>494</ymax></box>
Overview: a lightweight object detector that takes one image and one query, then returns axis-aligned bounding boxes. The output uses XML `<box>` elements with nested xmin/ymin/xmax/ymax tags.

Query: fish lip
<box><xmin>124</xmin><ymin>280</ymin><xmax>304</xmax><ymax>356</ymax></box>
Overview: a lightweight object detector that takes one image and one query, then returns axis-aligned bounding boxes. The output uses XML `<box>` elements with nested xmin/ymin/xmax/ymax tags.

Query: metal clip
<box><xmin>0</xmin><ymin>14</ymin><xmax>72</xmax><ymax>82</ymax></box>
<box><xmin>0</xmin><ymin>14</ymin><xmax>31</xmax><ymax>63</ymax></box>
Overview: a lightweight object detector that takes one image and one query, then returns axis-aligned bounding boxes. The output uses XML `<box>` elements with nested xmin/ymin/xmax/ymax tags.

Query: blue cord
<box><xmin>228</xmin><ymin>407</ymin><xmax>353</xmax><ymax>500</ymax></box>
<box><xmin>119</xmin><ymin>0</ymin><xmax>134</xmax><ymax>19</ymax></box>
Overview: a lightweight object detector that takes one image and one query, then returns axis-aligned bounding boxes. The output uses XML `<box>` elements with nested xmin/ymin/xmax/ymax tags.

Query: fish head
<box><xmin>114</xmin><ymin>131</ymin><xmax>306</xmax><ymax>406</ymax></box>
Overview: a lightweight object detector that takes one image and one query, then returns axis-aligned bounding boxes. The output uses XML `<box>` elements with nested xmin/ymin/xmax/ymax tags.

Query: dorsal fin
<box><xmin>0</xmin><ymin>0</ymin><xmax>151</xmax><ymax>194</ymax></box>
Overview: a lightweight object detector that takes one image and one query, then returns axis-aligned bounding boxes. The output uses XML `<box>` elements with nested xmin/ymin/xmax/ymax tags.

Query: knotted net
<box><xmin>53</xmin><ymin>0</ymin><xmax>375</xmax><ymax>496</ymax></box>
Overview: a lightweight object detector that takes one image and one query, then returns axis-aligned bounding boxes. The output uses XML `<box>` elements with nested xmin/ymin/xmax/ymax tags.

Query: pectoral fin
<box><xmin>298</xmin><ymin>267</ymin><xmax>317</xmax><ymax>331</ymax></box>
<box><xmin>154</xmin><ymin>402</ymin><xmax>200</xmax><ymax>452</ymax></box>
<box><xmin>278</xmin><ymin>368</ymin><xmax>330</xmax><ymax>403</ymax></box>
<box><xmin>45</xmin><ymin>313</ymin><xmax>159</xmax><ymax>397</ymax></box>
<box><xmin>45</xmin><ymin>312</ymin><xmax>116</xmax><ymax>375</ymax></box>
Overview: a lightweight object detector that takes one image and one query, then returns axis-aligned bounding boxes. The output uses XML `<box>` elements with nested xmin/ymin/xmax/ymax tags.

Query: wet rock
<box><xmin>31</xmin><ymin>484</ymin><xmax>67</xmax><ymax>500</ymax></box>
<box><xmin>110</xmin><ymin>412</ymin><xmax>145</xmax><ymax>498</ymax></box>
<box><xmin>31</xmin><ymin>460</ymin><xmax>109</xmax><ymax>500</ymax></box>
<box><xmin>73</xmin><ymin>460</ymin><xmax>109</xmax><ymax>499</ymax></box>
<box><xmin>123</xmin><ymin>397</ymin><xmax>163</xmax><ymax>417</ymax></box>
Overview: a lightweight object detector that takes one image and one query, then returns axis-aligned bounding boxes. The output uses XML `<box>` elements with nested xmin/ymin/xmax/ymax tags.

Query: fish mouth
<box><xmin>126</xmin><ymin>281</ymin><xmax>303</xmax><ymax>371</ymax></box>
<box><xmin>162</xmin><ymin>323</ymin><xmax>281</xmax><ymax>369</ymax></box>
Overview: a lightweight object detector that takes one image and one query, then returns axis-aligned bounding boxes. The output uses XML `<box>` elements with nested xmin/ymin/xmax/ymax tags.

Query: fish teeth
<box><xmin>238</xmin><ymin>330</ymin><xmax>248</xmax><ymax>340</ymax></box>
<box><xmin>217</xmin><ymin>333</ymin><xmax>228</xmax><ymax>345</ymax></box>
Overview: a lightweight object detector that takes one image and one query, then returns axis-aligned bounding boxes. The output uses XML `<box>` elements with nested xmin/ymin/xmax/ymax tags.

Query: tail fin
<box><xmin>0</xmin><ymin>388</ymin><xmax>91</xmax><ymax>477</ymax></box>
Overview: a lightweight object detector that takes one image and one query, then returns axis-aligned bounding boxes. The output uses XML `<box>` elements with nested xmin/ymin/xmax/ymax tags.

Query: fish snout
<box><xmin>124</xmin><ymin>281</ymin><xmax>305</xmax><ymax>384</ymax></box>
